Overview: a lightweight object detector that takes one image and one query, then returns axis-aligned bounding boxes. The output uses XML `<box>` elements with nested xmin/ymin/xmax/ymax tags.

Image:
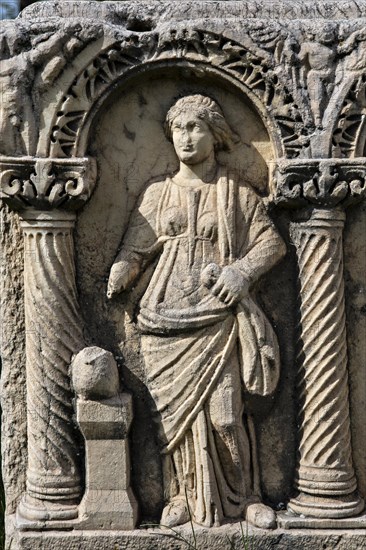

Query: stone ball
<box><xmin>71</xmin><ymin>346</ymin><xmax>120</xmax><ymax>400</ymax></box>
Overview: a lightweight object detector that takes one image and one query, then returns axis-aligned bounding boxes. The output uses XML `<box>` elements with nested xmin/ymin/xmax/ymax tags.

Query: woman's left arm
<box><xmin>208</xmin><ymin>188</ymin><xmax>286</xmax><ymax>306</ymax></box>
<box><xmin>234</xmin><ymin>191</ymin><xmax>287</xmax><ymax>286</ymax></box>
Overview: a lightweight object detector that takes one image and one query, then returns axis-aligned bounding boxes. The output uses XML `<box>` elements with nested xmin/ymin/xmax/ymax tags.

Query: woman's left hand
<box><xmin>210</xmin><ymin>265</ymin><xmax>249</xmax><ymax>306</ymax></box>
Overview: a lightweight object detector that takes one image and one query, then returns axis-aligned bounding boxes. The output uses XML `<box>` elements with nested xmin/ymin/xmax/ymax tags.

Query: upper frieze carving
<box><xmin>1</xmin><ymin>16</ymin><xmax>366</xmax><ymax>160</ymax></box>
<box><xmin>47</xmin><ymin>21</ymin><xmax>366</xmax><ymax>160</ymax></box>
<box><xmin>285</xmin><ymin>23</ymin><xmax>366</xmax><ymax>129</ymax></box>
<box><xmin>0</xmin><ymin>20</ymin><xmax>102</xmax><ymax>157</ymax></box>
<box><xmin>19</xmin><ymin>0</ymin><xmax>366</xmax><ymax>23</ymax></box>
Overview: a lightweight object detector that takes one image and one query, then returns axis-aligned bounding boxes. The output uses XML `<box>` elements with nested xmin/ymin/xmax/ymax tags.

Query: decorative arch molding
<box><xmin>332</xmin><ymin>74</ymin><xmax>366</xmax><ymax>158</ymax></box>
<box><xmin>45</xmin><ymin>28</ymin><xmax>308</xmax><ymax>160</ymax></box>
<box><xmin>71</xmin><ymin>61</ymin><xmax>283</xmax><ymax>160</ymax></box>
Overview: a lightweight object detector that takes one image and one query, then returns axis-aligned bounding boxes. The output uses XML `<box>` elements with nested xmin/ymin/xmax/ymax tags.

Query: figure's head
<box><xmin>318</xmin><ymin>22</ymin><xmax>337</xmax><ymax>45</ymax></box>
<box><xmin>165</xmin><ymin>95</ymin><xmax>237</xmax><ymax>165</ymax></box>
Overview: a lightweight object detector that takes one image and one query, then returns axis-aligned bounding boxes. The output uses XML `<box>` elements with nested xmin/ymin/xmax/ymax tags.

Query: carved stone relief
<box><xmin>0</xmin><ymin>1</ymin><xmax>366</xmax><ymax>549</ymax></box>
<box><xmin>106</xmin><ymin>94</ymin><xmax>286</xmax><ymax>529</ymax></box>
<box><xmin>43</xmin><ymin>20</ymin><xmax>366</xmax><ymax>163</ymax></box>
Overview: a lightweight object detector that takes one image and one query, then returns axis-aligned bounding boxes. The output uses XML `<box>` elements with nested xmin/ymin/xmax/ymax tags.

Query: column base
<box><xmin>288</xmin><ymin>492</ymin><xmax>365</xmax><ymax>519</ymax></box>
<box><xmin>278</xmin><ymin>509</ymin><xmax>366</xmax><ymax>529</ymax></box>
<box><xmin>17</xmin><ymin>494</ymin><xmax>79</xmax><ymax>528</ymax></box>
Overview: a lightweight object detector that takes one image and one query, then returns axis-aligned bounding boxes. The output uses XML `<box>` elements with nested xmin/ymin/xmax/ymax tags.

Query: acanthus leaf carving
<box><xmin>29</xmin><ymin>160</ymin><xmax>56</xmax><ymax>199</ymax></box>
<box><xmin>0</xmin><ymin>157</ymin><xmax>97</xmax><ymax>211</ymax></box>
<box><xmin>274</xmin><ymin>159</ymin><xmax>366</xmax><ymax>207</ymax></box>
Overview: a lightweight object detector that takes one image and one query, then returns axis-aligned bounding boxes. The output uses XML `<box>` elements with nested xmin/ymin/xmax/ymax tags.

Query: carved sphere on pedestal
<box><xmin>71</xmin><ymin>346</ymin><xmax>120</xmax><ymax>400</ymax></box>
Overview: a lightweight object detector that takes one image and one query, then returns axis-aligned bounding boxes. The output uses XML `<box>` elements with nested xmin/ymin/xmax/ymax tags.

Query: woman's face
<box><xmin>171</xmin><ymin>112</ymin><xmax>216</xmax><ymax>166</ymax></box>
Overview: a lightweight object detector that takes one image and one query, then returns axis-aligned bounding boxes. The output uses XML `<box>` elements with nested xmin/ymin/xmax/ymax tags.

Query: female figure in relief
<box><xmin>107</xmin><ymin>94</ymin><xmax>286</xmax><ymax>529</ymax></box>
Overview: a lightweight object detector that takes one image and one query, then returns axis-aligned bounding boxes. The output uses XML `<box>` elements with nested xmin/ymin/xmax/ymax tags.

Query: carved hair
<box><xmin>165</xmin><ymin>94</ymin><xmax>238</xmax><ymax>151</ymax></box>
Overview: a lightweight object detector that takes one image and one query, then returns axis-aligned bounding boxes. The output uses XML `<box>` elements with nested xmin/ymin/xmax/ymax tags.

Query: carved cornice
<box><xmin>20</xmin><ymin>0</ymin><xmax>366</xmax><ymax>22</ymax></box>
<box><xmin>0</xmin><ymin>157</ymin><xmax>97</xmax><ymax>211</ymax></box>
<box><xmin>273</xmin><ymin>159</ymin><xmax>366</xmax><ymax>208</ymax></box>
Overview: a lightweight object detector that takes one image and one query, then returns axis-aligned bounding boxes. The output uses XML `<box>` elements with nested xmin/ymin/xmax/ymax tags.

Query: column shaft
<box><xmin>18</xmin><ymin>210</ymin><xmax>84</xmax><ymax>521</ymax></box>
<box><xmin>289</xmin><ymin>208</ymin><xmax>364</xmax><ymax>518</ymax></box>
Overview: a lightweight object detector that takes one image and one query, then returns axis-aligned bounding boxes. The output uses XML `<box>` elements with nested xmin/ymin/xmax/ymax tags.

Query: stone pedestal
<box><xmin>76</xmin><ymin>393</ymin><xmax>138</xmax><ymax>530</ymax></box>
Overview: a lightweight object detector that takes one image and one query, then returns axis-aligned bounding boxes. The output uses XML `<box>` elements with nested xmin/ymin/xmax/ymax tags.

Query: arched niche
<box><xmin>73</xmin><ymin>61</ymin><xmax>283</xmax><ymax>160</ymax></box>
<box><xmin>75</xmin><ymin>64</ymin><xmax>276</xmax><ymax>326</ymax></box>
<box><xmin>73</xmin><ymin>65</ymin><xmax>293</xmax><ymax>519</ymax></box>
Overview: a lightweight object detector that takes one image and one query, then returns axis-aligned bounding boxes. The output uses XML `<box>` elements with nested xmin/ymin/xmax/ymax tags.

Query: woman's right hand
<box><xmin>107</xmin><ymin>260</ymin><xmax>140</xmax><ymax>299</ymax></box>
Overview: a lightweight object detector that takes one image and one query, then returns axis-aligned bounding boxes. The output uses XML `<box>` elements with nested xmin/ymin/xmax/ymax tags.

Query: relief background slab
<box><xmin>0</xmin><ymin>0</ymin><xmax>365</xmax><ymax>547</ymax></box>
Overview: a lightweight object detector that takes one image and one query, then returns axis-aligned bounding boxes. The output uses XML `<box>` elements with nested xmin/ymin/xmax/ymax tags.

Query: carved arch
<box><xmin>41</xmin><ymin>29</ymin><xmax>309</xmax><ymax>160</ymax></box>
<box><xmin>332</xmin><ymin>75</ymin><xmax>366</xmax><ymax>158</ymax></box>
<box><xmin>75</xmin><ymin>61</ymin><xmax>282</xmax><ymax>159</ymax></box>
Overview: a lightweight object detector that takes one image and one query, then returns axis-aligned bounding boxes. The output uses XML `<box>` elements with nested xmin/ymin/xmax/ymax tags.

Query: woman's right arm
<box><xmin>107</xmin><ymin>180</ymin><xmax>164</xmax><ymax>299</ymax></box>
<box><xmin>107</xmin><ymin>250</ymin><xmax>142</xmax><ymax>298</ymax></box>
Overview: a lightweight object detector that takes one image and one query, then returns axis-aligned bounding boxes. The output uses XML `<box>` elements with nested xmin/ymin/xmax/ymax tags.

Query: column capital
<box><xmin>0</xmin><ymin>157</ymin><xmax>96</xmax><ymax>212</ymax></box>
<box><xmin>272</xmin><ymin>158</ymin><xmax>366</xmax><ymax>209</ymax></box>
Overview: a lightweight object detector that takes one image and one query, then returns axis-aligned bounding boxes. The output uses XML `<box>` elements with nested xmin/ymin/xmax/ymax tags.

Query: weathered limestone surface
<box><xmin>12</xmin><ymin>525</ymin><xmax>366</xmax><ymax>550</ymax></box>
<box><xmin>0</xmin><ymin>205</ymin><xmax>26</xmax><ymax>515</ymax></box>
<box><xmin>0</xmin><ymin>1</ymin><xmax>366</xmax><ymax>549</ymax></box>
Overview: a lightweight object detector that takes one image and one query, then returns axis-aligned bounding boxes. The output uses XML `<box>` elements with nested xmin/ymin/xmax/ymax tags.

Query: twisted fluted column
<box><xmin>289</xmin><ymin>208</ymin><xmax>364</xmax><ymax>517</ymax></box>
<box><xmin>18</xmin><ymin>211</ymin><xmax>84</xmax><ymax>521</ymax></box>
<box><xmin>0</xmin><ymin>157</ymin><xmax>96</xmax><ymax>523</ymax></box>
<box><xmin>274</xmin><ymin>159</ymin><xmax>366</xmax><ymax>521</ymax></box>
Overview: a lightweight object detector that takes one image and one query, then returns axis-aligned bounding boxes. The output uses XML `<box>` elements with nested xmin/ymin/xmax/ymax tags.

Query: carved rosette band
<box><xmin>0</xmin><ymin>157</ymin><xmax>97</xmax><ymax>522</ymax></box>
<box><xmin>275</xmin><ymin>159</ymin><xmax>365</xmax><ymax>519</ymax></box>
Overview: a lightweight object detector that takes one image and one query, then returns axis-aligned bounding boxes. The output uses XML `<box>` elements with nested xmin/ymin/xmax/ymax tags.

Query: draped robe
<box><xmin>116</xmin><ymin>167</ymin><xmax>286</xmax><ymax>525</ymax></box>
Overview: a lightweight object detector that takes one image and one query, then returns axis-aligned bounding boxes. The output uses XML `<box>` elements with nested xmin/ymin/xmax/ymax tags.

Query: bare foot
<box><xmin>161</xmin><ymin>499</ymin><xmax>190</xmax><ymax>528</ymax></box>
<box><xmin>246</xmin><ymin>502</ymin><xmax>277</xmax><ymax>529</ymax></box>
